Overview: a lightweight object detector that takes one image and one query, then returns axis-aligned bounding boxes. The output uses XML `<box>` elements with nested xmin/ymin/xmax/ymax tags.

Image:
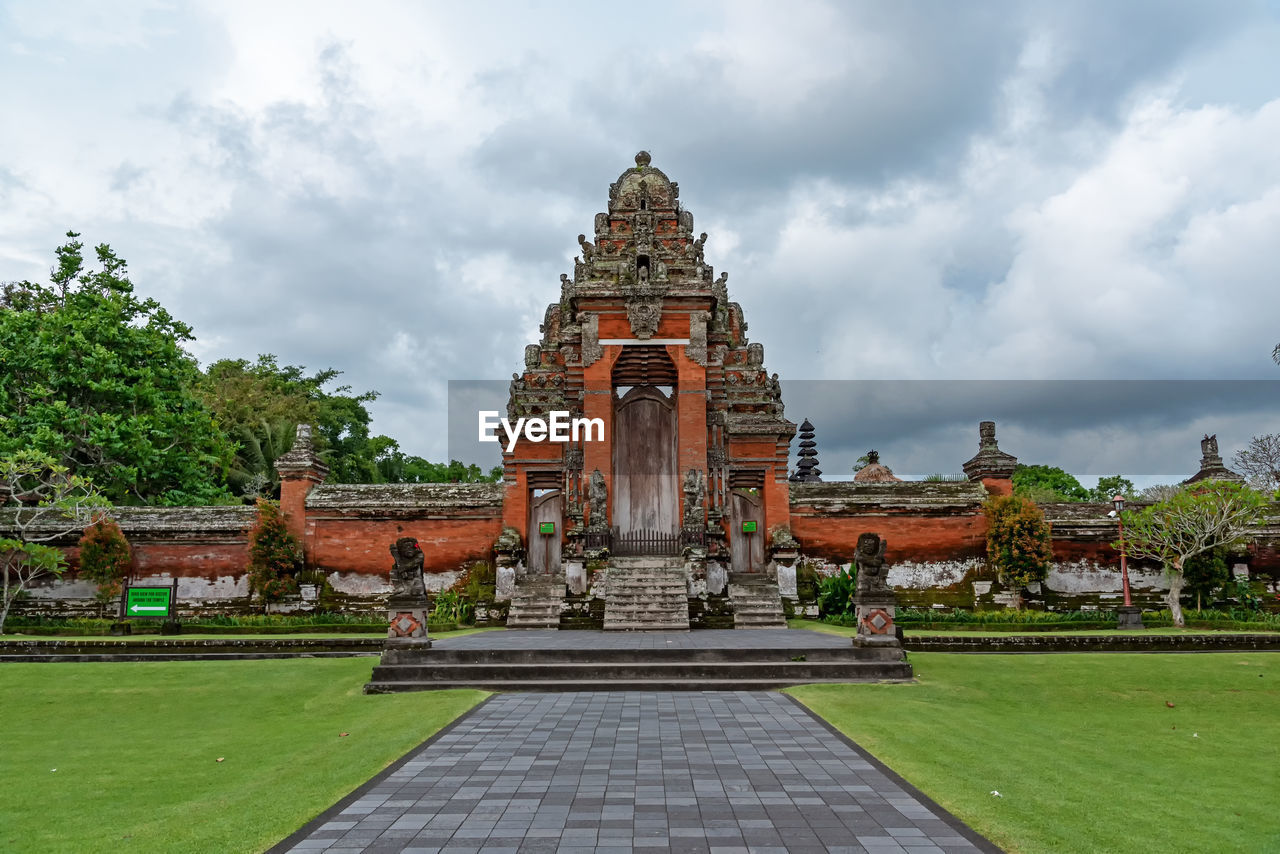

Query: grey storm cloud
<box><xmin>1</xmin><ymin>0</ymin><xmax>1278</xmax><ymax>476</ymax></box>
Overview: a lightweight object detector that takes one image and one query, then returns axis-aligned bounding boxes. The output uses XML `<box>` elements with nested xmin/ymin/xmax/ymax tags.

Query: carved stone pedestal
<box><xmin>853</xmin><ymin>593</ymin><xmax>901</xmax><ymax>649</ymax></box>
<box><xmin>385</xmin><ymin>598</ymin><xmax>431</xmax><ymax>647</ymax></box>
<box><xmin>1116</xmin><ymin>606</ymin><xmax>1144</xmax><ymax>631</ymax></box>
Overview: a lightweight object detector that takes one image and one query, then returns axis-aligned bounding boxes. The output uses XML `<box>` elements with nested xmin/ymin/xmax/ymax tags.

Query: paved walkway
<box><xmin>434</xmin><ymin>630</ymin><xmax>851</xmax><ymax>651</ymax></box>
<box><xmin>274</xmin><ymin>692</ymin><xmax>997</xmax><ymax>854</ymax></box>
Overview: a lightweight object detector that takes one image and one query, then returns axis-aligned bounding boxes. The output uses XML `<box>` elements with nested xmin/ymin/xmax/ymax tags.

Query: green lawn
<box><xmin>788</xmin><ymin>652</ymin><xmax>1280</xmax><ymax>854</ymax></box>
<box><xmin>0</xmin><ymin>659</ymin><xmax>486</xmax><ymax>854</ymax></box>
<box><xmin>790</xmin><ymin>618</ymin><xmax>1277</xmax><ymax>637</ymax></box>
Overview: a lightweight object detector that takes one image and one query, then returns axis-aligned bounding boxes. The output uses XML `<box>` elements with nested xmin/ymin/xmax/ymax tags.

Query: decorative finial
<box><xmin>635</xmin><ymin>151</ymin><xmax>651</xmax><ymax>168</ymax></box>
<box><xmin>790</xmin><ymin>418</ymin><xmax>822</xmax><ymax>483</ymax></box>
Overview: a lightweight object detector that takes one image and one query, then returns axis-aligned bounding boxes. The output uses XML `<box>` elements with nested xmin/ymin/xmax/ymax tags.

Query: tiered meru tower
<box><xmin>499</xmin><ymin>152</ymin><xmax>795</xmax><ymax>629</ymax></box>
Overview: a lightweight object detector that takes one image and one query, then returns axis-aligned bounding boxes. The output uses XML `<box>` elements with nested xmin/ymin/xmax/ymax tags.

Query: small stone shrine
<box><xmin>384</xmin><ymin>536</ymin><xmax>431</xmax><ymax>646</ymax></box>
<box><xmin>1183</xmin><ymin>434</ymin><xmax>1245</xmax><ymax>484</ymax></box>
<box><xmin>851</xmin><ymin>532</ymin><xmax>904</xmax><ymax>654</ymax></box>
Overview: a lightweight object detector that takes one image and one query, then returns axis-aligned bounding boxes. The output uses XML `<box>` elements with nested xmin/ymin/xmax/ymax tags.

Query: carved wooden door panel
<box><xmin>728</xmin><ymin>488</ymin><xmax>765</xmax><ymax>574</ymax></box>
<box><xmin>528</xmin><ymin>489</ymin><xmax>562</xmax><ymax>575</ymax></box>
<box><xmin>612</xmin><ymin>386</ymin><xmax>677</xmax><ymax>535</ymax></box>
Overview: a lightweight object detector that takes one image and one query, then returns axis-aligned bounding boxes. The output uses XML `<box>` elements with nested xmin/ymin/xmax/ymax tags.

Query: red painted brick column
<box><xmin>273</xmin><ymin>425</ymin><xmax>329</xmax><ymax>568</ymax></box>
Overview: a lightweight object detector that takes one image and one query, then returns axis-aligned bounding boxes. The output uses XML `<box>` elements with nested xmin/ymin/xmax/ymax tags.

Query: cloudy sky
<box><xmin>3</xmin><ymin>1</ymin><xmax>1279</xmax><ymax>485</ymax></box>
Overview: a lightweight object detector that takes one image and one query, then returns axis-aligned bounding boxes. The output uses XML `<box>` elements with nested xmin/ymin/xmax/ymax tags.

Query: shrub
<box><xmin>77</xmin><ymin>515</ymin><xmax>132</xmax><ymax>611</ymax></box>
<box><xmin>983</xmin><ymin>494</ymin><xmax>1053</xmax><ymax>602</ymax></box>
<box><xmin>818</xmin><ymin>567</ymin><xmax>857</xmax><ymax>617</ymax></box>
<box><xmin>1182</xmin><ymin>547</ymin><xmax>1230</xmax><ymax>611</ymax></box>
<box><xmin>430</xmin><ymin>590</ymin><xmax>474</xmax><ymax>625</ymax></box>
<box><xmin>246</xmin><ymin>500</ymin><xmax>301</xmax><ymax>604</ymax></box>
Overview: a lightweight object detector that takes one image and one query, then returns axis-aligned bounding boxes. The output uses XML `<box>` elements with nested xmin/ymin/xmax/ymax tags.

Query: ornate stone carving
<box><xmin>580</xmin><ymin>313</ymin><xmax>603</xmax><ymax>366</ymax></box>
<box><xmin>681</xmin><ymin>469</ymin><xmax>706</xmax><ymax>531</ymax></box>
<box><xmin>624</xmin><ymin>286</ymin><xmax>662</xmax><ymax>340</ymax></box>
<box><xmin>1184</xmin><ymin>432</ymin><xmax>1245</xmax><ymax>484</ymax></box>
<box><xmin>962</xmin><ymin>420</ymin><xmax>1018</xmax><ymax>482</ymax></box>
<box><xmin>524</xmin><ymin>344</ymin><xmax>541</xmax><ymax>370</ymax></box>
<box><xmin>577</xmin><ymin>233</ymin><xmax>595</xmax><ymax>263</ymax></box>
<box><xmin>854</xmin><ymin>533</ymin><xmax>889</xmax><ymax>595</ymax></box>
<box><xmin>686</xmin><ymin>310</ymin><xmax>709</xmax><ymax>366</ymax></box>
<box><xmin>274</xmin><ymin>422</ymin><xmax>330</xmax><ymax>481</ymax></box>
<box><xmin>564</xmin><ymin>446</ymin><xmax>584</xmax><ymax>473</ymax></box>
<box><xmin>587</xmin><ymin>469</ymin><xmax>608</xmax><ymax>532</ymax></box>
<box><xmin>389</xmin><ymin>537</ymin><xmax>426</xmax><ymax>600</ymax></box>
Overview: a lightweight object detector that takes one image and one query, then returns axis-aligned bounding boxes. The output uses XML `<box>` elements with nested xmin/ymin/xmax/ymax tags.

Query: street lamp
<box><xmin>1111</xmin><ymin>494</ymin><xmax>1143</xmax><ymax>630</ymax></box>
<box><xmin>1112</xmin><ymin>495</ymin><xmax>1131</xmax><ymax>607</ymax></box>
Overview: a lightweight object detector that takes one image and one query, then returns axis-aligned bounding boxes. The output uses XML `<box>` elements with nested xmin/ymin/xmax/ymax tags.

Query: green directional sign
<box><xmin>539</xmin><ymin>522</ymin><xmax>556</xmax><ymax>535</ymax></box>
<box><xmin>741</xmin><ymin>521</ymin><xmax>757</xmax><ymax>534</ymax></box>
<box><xmin>125</xmin><ymin>586</ymin><xmax>173</xmax><ymax>619</ymax></box>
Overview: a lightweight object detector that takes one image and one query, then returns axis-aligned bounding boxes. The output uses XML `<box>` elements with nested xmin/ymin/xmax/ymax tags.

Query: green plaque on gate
<box><xmin>741</xmin><ymin>521</ymin><xmax>757</xmax><ymax>533</ymax></box>
<box><xmin>539</xmin><ymin>522</ymin><xmax>555</xmax><ymax>534</ymax></box>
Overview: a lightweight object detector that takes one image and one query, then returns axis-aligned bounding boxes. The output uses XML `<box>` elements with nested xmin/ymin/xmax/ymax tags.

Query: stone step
<box><xmin>603</xmin><ymin>564</ymin><xmax>690</xmax><ymax>630</ymax></box>
<box><xmin>377</xmin><ymin>645</ymin><xmax>910</xmax><ymax>666</ymax></box>
<box><xmin>367</xmin><ymin>676</ymin><xmax>914</xmax><ymax>693</ymax></box>
<box><xmin>369</xmin><ymin>661</ymin><xmax>908</xmax><ymax>682</ymax></box>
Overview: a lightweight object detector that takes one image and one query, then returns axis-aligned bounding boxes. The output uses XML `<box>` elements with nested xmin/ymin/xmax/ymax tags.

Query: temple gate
<box><xmin>499</xmin><ymin>152</ymin><xmax>795</xmax><ymax>628</ymax></box>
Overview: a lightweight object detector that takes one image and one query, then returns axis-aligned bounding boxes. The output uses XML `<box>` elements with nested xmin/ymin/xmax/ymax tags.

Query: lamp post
<box><xmin>1112</xmin><ymin>494</ymin><xmax>1143</xmax><ymax>630</ymax></box>
<box><xmin>1113</xmin><ymin>495</ymin><xmax>1131</xmax><ymax>607</ymax></box>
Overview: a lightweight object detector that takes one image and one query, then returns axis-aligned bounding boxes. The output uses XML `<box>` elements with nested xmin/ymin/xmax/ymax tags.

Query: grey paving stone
<box><xmin>276</xmin><ymin>691</ymin><xmax>998</xmax><ymax>854</ymax></box>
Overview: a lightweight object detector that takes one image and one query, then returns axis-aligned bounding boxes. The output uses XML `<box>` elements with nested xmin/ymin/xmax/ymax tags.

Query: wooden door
<box><xmin>528</xmin><ymin>489</ymin><xmax>562</xmax><ymax>575</ymax></box>
<box><xmin>729</xmin><ymin>488</ymin><xmax>765</xmax><ymax>574</ymax></box>
<box><xmin>612</xmin><ymin>386</ymin><xmax>677</xmax><ymax>535</ymax></box>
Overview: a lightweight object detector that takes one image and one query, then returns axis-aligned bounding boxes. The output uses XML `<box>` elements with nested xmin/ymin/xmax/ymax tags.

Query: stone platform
<box><xmin>365</xmin><ymin>629</ymin><xmax>912</xmax><ymax>693</ymax></box>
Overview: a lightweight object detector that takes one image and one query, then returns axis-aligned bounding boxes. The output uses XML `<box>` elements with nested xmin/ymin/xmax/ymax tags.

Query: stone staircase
<box><xmin>366</xmin><ymin>639</ymin><xmax>914</xmax><ymax>692</ymax></box>
<box><xmin>728</xmin><ymin>573</ymin><xmax>787</xmax><ymax>629</ymax></box>
<box><xmin>603</xmin><ymin>558</ymin><xmax>690</xmax><ymax>631</ymax></box>
<box><xmin>505</xmin><ymin>574</ymin><xmax>565</xmax><ymax>629</ymax></box>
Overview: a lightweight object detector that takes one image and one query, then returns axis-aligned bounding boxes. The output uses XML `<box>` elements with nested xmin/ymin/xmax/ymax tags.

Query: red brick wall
<box><xmin>307</xmin><ymin>516</ymin><xmax>503</xmax><ymax>576</ymax></box>
<box><xmin>790</xmin><ymin>508</ymin><xmax>988</xmax><ymax>563</ymax></box>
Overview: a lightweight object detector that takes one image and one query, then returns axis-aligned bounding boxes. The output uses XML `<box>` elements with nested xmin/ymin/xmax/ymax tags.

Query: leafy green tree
<box><xmin>245</xmin><ymin>499</ymin><xmax>301</xmax><ymax>606</ymax></box>
<box><xmin>77</xmin><ymin>514</ymin><xmax>133</xmax><ymax>613</ymax></box>
<box><xmin>375</xmin><ymin>453</ymin><xmax>502</xmax><ymax>484</ymax></box>
<box><xmin>0</xmin><ymin>233</ymin><xmax>233</xmax><ymax>505</ymax></box>
<box><xmin>1119</xmin><ymin>481</ymin><xmax>1268</xmax><ymax>628</ymax></box>
<box><xmin>983</xmin><ymin>494</ymin><xmax>1054</xmax><ymax>607</ymax></box>
<box><xmin>1181</xmin><ymin>546</ymin><xmax>1229</xmax><ymax>613</ymax></box>
<box><xmin>1089</xmin><ymin>475</ymin><xmax>1137</xmax><ymax>503</ymax></box>
<box><xmin>1012</xmin><ymin>465</ymin><xmax>1089</xmax><ymax>502</ymax></box>
<box><xmin>0</xmin><ymin>451</ymin><xmax>109</xmax><ymax>633</ymax></box>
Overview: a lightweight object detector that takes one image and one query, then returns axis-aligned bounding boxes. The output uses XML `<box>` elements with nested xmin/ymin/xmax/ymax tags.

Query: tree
<box><xmin>0</xmin><ymin>233</ymin><xmax>233</xmax><ymax>505</ymax></box>
<box><xmin>245</xmin><ymin>499</ymin><xmax>302</xmax><ymax>606</ymax></box>
<box><xmin>0</xmin><ymin>451</ymin><xmax>109</xmax><ymax>633</ymax></box>
<box><xmin>1012</xmin><ymin>464</ymin><xmax>1089</xmax><ymax>502</ymax></box>
<box><xmin>1089</xmin><ymin>475</ymin><xmax>1137</xmax><ymax>503</ymax></box>
<box><xmin>1231</xmin><ymin>434</ymin><xmax>1280</xmax><ymax>492</ymax></box>
<box><xmin>1140</xmin><ymin>483</ymin><xmax>1183</xmax><ymax>503</ymax></box>
<box><xmin>1181</xmin><ymin>547</ymin><xmax>1229</xmax><ymax>613</ymax></box>
<box><xmin>1118</xmin><ymin>481</ymin><xmax>1268</xmax><ymax>628</ymax></box>
<box><xmin>375</xmin><ymin>453</ymin><xmax>503</xmax><ymax>484</ymax></box>
<box><xmin>982</xmin><ymin>494</ymin><xmax>1054</xmax><ymax>607</ymax></box>
<box><xmin>77</xmin><ymin>515</ymin><xmax>133</xmax><ymax>613</ymax></box>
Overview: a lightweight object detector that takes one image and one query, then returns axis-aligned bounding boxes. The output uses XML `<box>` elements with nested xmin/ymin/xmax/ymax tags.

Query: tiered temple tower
<box><xmin>499</xmin><ymin>153</ymin><xmax>795</xmax><ymax>626</ymax></box>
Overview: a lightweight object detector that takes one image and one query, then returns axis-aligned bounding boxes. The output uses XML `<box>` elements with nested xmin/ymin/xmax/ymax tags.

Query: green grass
<box><xmin>789</xmin><ymin>618</ymin><xmax>1277</xmax><ymax>637</ymax></box>
<box><xmin>788</xmin><ymin>653</ymin><xmax>1280</xmax><ymax>854</ymax></box>
<box><xmin>0</xmin><ymin>659</ymin><xmax>486</xmax><ymax>854</ymax></box>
